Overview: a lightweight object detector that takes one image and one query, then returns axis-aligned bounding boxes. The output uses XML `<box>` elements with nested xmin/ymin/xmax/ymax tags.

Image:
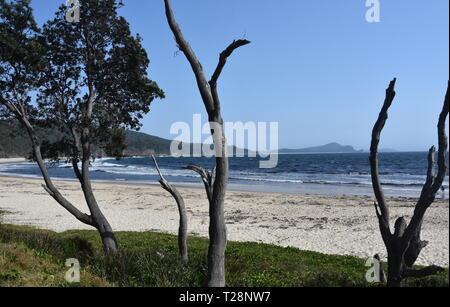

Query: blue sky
<box><xmin>30</xmin><ymin>0</ymin><xmax>449</xmax><ymax>151</ymax></box>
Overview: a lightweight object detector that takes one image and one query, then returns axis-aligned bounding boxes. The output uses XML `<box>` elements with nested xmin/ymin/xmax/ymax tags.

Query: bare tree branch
<box><xmin>152</xmin><ymin>155</ymin><xmax>188</xmax><ymax>262</ymax></box>
<box><xmin>210</xmin><ymin>40</ymin><xmax>251</xmax><ymax>87</ymax></box>
<box><xmin>183</xmin><ymin>164</ymin><xmax>213</xmax><ymax>203</ymax></box>
<box><xmin>404</xmin><ymin>237</ymin><xmax>428</xmax><ymax>268</ymax></box>
<box><xmin>431</xmin><ymin>82</ymin><xmax>449</xmax><ymax>194</ymax></box>
<box><xmin>404</xmin><ymin>82</ymin><xmax>449</xmax><ymax>243</ymax></box>
<box><xmin>152</xmin><ymin>155</ymin><xmax>173</xmax><ymax>192</ymax></box>
<box><xmin>404</xmin><ymin>265</ymin><xmax>445</xmax><ymax>278</ymax></box>
<box><xmin>369</xmin><ymin>78</ymin><xmax>397</xmax><ymax>240</ymax></box>
<box><xmin>72</xmin><ymin>158</ymin><xmax>83</xmax><ymax>183</ymax></box>
<box><xmin>208</xmin><ymin>40</ymin><xmax>250</xmax><ymax>116</ymax></box>
<box><xmin>164</xmin><ymin>0</ymin><xmax>215</xmax><ymax>115</ymax></box>
<box><xmin>425</xmin><ymin>146</ymin><xmax>436</xmax><ymax>189</ymax></box>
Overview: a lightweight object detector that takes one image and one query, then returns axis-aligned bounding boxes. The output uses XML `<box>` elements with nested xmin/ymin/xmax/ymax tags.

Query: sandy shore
<box><xmin>0</xmin><ymin>158</ymin><xmax>28</xmax><ymax>164</ymax></box>
<box><xmin>0</xmin><ymin>176</ymin><xmax>448</xmax><ymax>266</ymax></box>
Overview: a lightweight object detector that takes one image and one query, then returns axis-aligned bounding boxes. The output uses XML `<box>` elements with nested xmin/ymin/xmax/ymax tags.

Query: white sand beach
<box><xmin>0</xmin><ymin>158</ymin><xmax>28</xmax><ymax>164</ymax></box>
<box><xmin>0</xmin><ymin>176</ymin><xmax>448</xmax><ymax>266</ymax></box>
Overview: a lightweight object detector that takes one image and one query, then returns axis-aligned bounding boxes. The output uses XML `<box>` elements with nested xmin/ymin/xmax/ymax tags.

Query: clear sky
<box><xmin>30</xmin><ymin>0</ymin><xmax>449</xmax><ymax>151</ymax></box>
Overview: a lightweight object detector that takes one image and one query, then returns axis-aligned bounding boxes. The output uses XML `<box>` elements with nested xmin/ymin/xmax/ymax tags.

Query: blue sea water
<box><xmin>0</xmin><ymin>152</ymin><xmax>448</xmax><ymax>198</ymax></box>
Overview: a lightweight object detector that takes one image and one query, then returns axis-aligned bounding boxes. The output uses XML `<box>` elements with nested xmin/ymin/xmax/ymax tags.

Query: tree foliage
<box><xmin>0</xmin><ymin>0</ymin><xmax>43</xmax><ymax>119</ymax></box>
<box><xmin>36</xmin><ymin>0</ymin><xmax>164</xmax><ymax>159</ymax></box>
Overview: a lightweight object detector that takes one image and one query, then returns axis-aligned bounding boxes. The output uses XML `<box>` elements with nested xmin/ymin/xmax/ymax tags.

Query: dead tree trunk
<box><xmin>152</xmin><ymin>156</ymin><xmax>188</xmax><ymax>262</ymax></box>
<box><xmin>369</xmin><ymin>79</ymin><xmax>448</xmax><ymax>287</ymax></box>
<box><xmin>164</xmin><ymin>0</ymin><xmax>250</xmax><ymax>287</ymax></box>
<box><xmin>1</xmin><ymin>97</ymin><xmax>118</xmax><ymax>254</ymax></box>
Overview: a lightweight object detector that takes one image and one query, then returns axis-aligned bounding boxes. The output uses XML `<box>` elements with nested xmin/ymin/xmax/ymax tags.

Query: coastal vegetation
<box><xmin>0</xmin><ymin>224</ymin><xmax>447</xmax><ymax>287</ymax></box>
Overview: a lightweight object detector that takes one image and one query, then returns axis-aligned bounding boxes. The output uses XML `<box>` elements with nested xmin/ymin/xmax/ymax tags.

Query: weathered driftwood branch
<box><xmin>164</xmin><ymin>0</ymin><xmax>250</xmax><ymax>287</ymax></box>
<box><xmin>152</xmin><ymin>155</ymin><xmax>188</xmax><ymax>262</ymax></box>
<box><xmin>369</xmin><ymin>79</ymin><xmax>449</xmax><ymax>287</ymax></box>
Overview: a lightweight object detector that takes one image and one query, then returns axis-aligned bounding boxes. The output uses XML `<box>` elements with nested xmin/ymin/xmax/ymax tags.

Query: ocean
<box><xmin>0</xmin><ymin>152</ymin><xmax>448</xmax><ymax>198</ymax></box>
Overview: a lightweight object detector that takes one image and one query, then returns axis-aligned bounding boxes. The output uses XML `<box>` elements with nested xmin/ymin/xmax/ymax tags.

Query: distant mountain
<box><xmin>124</xmin><ymin>130</ymin><xmax>174</xmax><ymax>156</ymax></box>
<box><xmin>280</xmin><ymin>142</ymin><xmax>363</xmax><ymax>154</ymax></box>
<box><xmin>0</xmin><ymin>121</ymin><xmax>30</xmax><ymax>158</ymax></box>
<box><xmin>0</xmin><ymin>122</ymin><xmax>177</xmax><ymax>158</ymax></box>
<box><xmin>0</xmin><ymin>123</ymin><xmax>374</xmax><ymax>158</ymax></box>
<box><xmin>0</xmin><ymin>124</ymin><xmax>236</xmax><ymax>158</ymax></box>
<box><xmin>125</xmin><ymin>130</ymin><xmax>245</xmax><ymax>157</ymax></box>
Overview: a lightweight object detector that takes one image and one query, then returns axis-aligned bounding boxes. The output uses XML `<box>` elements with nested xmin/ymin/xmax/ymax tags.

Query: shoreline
<box><xmin>1</xmin><ymin>163</ymin><xmax>446</xmax><ymax>199</ymax></box>
<box><xmin>1</xmin><ymin>157</ymin><xmax>448</xmax><ymax>198</ymax></box>
<box><xmin>0</xmin><ymin>158</ymin><xmax>28</xmax><ymax>164</ymax></box>
<box><xmin>0</xmin><ymin>176</ymin><xmax>448</xmax><ymax>266</ymax></box>
<box><xmin>0</xmin><ymin>173</ymin><xmax>430</xmax><ymax>201</ymax></box>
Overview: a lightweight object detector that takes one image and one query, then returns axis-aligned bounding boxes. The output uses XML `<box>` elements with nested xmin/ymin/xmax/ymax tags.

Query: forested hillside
<box><xmin>0</xmin><ymin>122</ymin><xmax>175</xmax><ymax>158</ymax></box>
<box><xmin>0</xmin><ymin>122</ymin><xmax>31</xmax><ymax>158</ymax></box>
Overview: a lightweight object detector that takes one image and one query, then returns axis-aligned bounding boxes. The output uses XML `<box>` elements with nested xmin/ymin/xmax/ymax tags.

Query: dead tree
<box><xmin>370</xmin><ymin>78</ymin><xmax>449</xmax><ymax>287</ymax></box>
<box><xmin>152</xmin><ymin>155</ymin><xmax>188</xmax><ymax>262</ymax></box>
<box><xmin>164</xmin><ymin>0</ymin><xmax>250</xmax><ymax>286</ymax></box>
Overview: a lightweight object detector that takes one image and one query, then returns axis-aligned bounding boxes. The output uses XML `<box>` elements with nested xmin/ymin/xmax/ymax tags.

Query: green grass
<box><xmin>0</xmin><ymin>224</ymin><xmax>448</xmax><ymax>287</ymax></box>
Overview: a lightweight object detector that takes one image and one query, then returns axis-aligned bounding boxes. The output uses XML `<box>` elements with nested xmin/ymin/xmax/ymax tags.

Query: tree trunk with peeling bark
<box><xmin>164</xmin><ymin>0</ymin><xmax>250</xmax><ymax>287</ymax></box>
<box><xmin>370</xmin><ymin>79</ymin><xmax>449</xmax><ymax>287</ymax></box>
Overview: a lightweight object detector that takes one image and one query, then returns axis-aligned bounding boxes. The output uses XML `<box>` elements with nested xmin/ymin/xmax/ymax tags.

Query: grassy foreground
<box><xmin>0</xmin><ymin>223</ymin><xmax>448</xmax><ymax>287</ymax></box>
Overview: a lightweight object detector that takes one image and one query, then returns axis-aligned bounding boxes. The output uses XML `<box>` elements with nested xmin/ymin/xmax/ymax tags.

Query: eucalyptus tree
<box><xmin>1</xmin><ymin>0</ymin><xmax>164</xmax><ymax>253</ymax></box>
